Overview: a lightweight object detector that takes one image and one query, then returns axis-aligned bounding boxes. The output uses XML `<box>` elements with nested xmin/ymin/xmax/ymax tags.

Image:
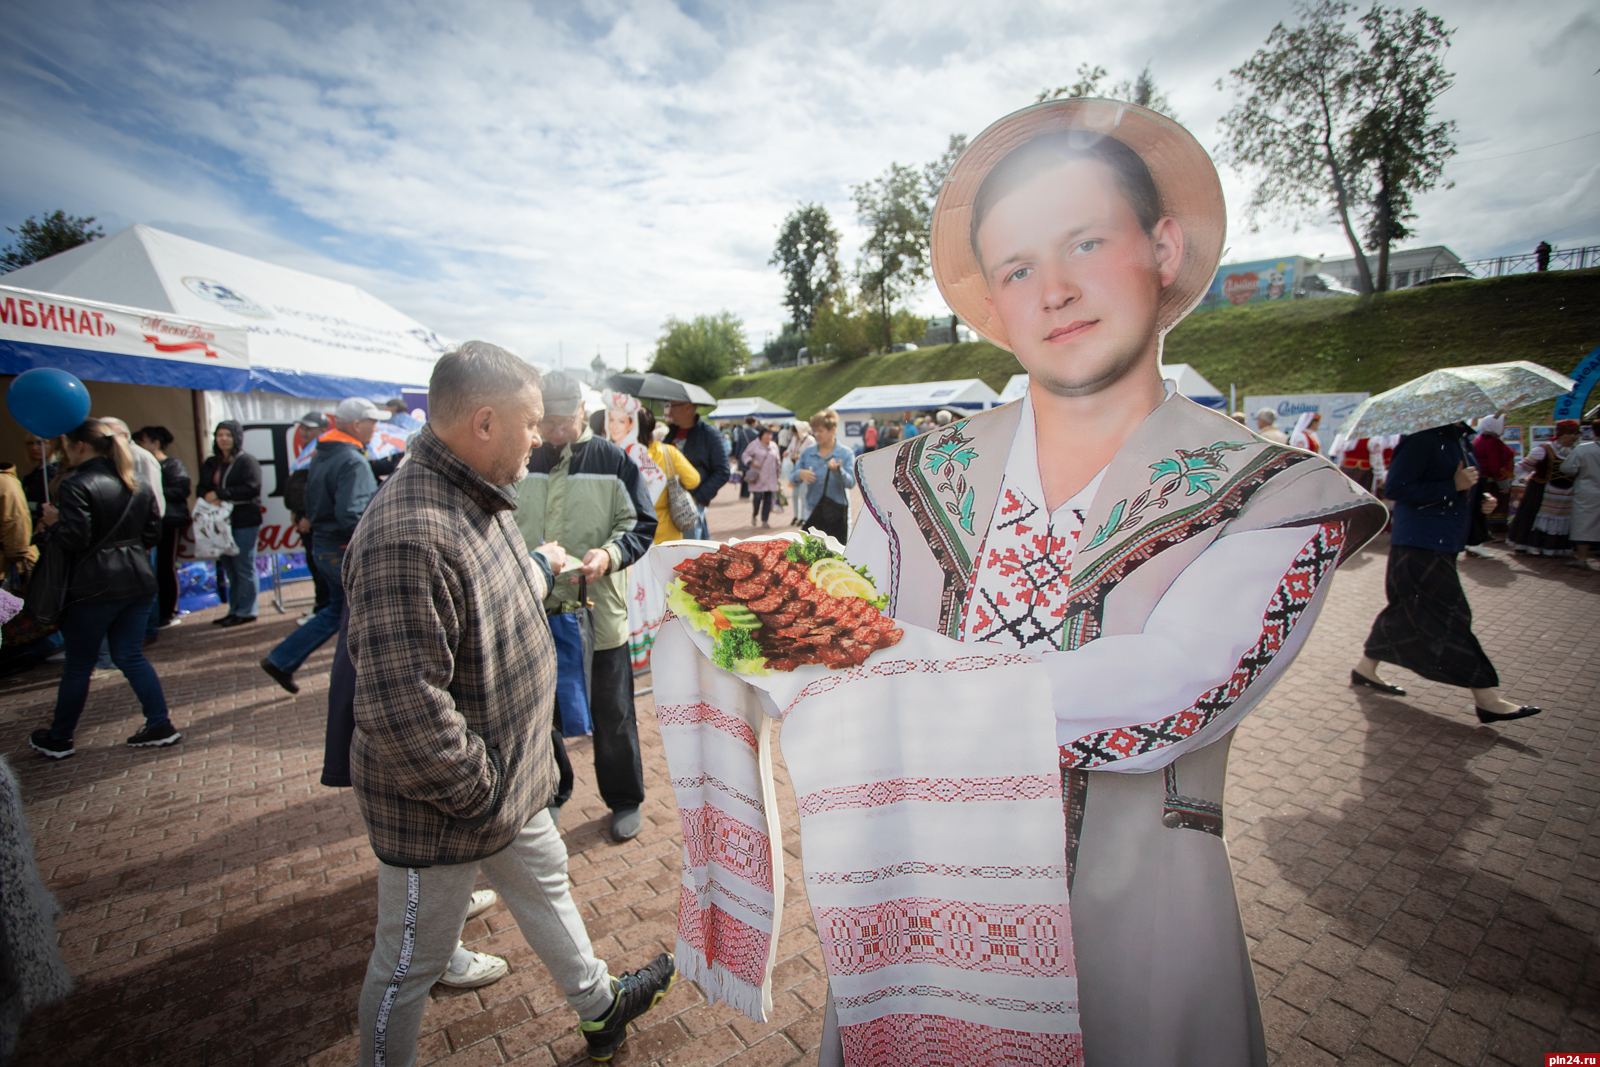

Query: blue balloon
<box><xmin>7</xmin><ymin>368</ymin><xmax>92</xmax><ymax>438</ymax></box>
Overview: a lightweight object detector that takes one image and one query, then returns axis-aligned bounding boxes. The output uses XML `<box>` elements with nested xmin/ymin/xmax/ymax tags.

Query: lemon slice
<box><xmin>808</xmin><ymin>558</ymin><xmax>853</xmax><ymax>585</ymax></box>
<box><xmin>823</xmin><ymin>573</ymin><xmax>878</xmax><ymax>602</ymax></box>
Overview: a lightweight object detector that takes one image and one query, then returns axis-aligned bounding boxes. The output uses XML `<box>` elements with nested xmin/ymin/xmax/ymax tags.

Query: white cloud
<box><xmin>1</xmin><ymin>0</ymin><xmax>1594</xmax><ymax>370</ymax></box>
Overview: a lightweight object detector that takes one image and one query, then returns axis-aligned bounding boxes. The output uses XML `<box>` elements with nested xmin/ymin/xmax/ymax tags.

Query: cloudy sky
<box><xmin>2</xmin><ymin>0</ymin><xmax>1595</xmax><ymax>369</ymax></box>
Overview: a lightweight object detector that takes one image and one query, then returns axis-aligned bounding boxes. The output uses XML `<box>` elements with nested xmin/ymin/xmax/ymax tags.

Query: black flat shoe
<box><xmin>212</xmin><ymin>614</ymin><xmax>236</xmax><ymax>626</ymax></box>
<box><xmin>1351</xmin><ymin>669</ymin><xmax>1406</xmax><ymax>696</ymax></box>
<box><xmin>1476</xmin><ymin>705</ymin><xmax>1543</xmax><ymax>724</ymax></box>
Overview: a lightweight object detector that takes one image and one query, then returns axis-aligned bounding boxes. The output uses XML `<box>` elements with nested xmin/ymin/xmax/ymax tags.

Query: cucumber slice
<box><xmin>716</xmin><ymin>604</ymin><xmax>762</xmax><ymax>629</ymax></box>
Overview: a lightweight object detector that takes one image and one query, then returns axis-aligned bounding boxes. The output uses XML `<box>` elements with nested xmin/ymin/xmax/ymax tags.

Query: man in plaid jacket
<box><xmin>345</xmin><ymin>342</ymin><xmax>675</xmax><ymax>1065</ymax></box>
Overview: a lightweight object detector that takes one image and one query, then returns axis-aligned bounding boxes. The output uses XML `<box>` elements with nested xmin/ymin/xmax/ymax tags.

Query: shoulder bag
<box><xmin>662</xmin><ymin>446</ymin><xmax>701</xmax><ymax>534</ymax></box>
<box><xmin>24</xmin><ymin>487</ymin><xmax>139</xmax><ymax>629</ymax></box>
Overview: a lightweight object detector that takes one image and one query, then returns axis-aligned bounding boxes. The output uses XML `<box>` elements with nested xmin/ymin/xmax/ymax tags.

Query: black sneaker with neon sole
<box><xmin>126</xmin><ymin>721</ymin><xmax>182</xmax><ymax>748</ymax></box>
<box><xmin>581</xmin><ymin>952</ymin><xmax>676</xmax><ymax>1061</ymax></box>
<box><xmin>28</xmin><ymin>729</ymin><xmax>74</xmax><ymax>759</ymax></box>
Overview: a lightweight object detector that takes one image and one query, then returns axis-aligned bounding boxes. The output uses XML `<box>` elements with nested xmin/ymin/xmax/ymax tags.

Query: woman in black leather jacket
<box><xmin>27</xmin><ymin>420</ymin><xmax>179</xmax><ymax>760</ymax></box>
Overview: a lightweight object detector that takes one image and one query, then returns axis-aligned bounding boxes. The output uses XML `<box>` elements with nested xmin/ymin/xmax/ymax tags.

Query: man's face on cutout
<box><xmin>977</xmin><ymin>158</ymin><xmax>1180</xmax><ymax>398</ymax></box>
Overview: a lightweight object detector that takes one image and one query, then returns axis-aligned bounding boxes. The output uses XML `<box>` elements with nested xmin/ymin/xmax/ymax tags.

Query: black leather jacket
<box><xmin>42</xmin><ymin>456</ymin><xmax>161</xmax><ymax>605</ymax></box>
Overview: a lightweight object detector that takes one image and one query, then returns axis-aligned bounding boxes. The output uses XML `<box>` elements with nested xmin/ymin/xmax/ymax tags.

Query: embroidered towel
<box><xmin>650</xmin><ymin>539</ymin><xmax>1082</xmax><ymax>1061</ymax></box>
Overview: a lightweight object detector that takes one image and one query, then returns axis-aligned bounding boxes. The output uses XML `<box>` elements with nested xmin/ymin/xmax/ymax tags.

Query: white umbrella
<box><xmin>1339</xmin><ymin>361</ymin><xmax>1576</xmax><ymax>439</ymax></box>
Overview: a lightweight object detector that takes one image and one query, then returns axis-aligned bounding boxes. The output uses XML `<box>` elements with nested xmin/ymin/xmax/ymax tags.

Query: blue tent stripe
<box><xmin>247</xmin><ymin>366</ymin><xmax>425</xmax><ymax>400</ymax></box>
<box><xmin>0</xmin><ymin>339</ymin><xmax>250</xmax><ymax>392</ymax></box>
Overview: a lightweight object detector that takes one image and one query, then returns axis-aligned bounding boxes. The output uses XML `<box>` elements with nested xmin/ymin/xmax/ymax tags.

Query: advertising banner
<box><xmin>0</xmin><ymin>283</ymin><xmax>250</xmax><ymax>391</ymax></box>
<box><xmin>1243</xmin><ymin>392</ymin><xmax>1371</xmax><ymax>453</ymax></box>
<box><xmin>1201</xmin><ymin>258</ymin><xmax>1298</xmax><ymax>310</ymax></box>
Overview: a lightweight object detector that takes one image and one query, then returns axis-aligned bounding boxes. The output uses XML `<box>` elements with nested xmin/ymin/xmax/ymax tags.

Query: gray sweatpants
<box><xmin>358</xmin><ymin>809</ymin><xmax>612</xmax><ymax>1067</ymax></box>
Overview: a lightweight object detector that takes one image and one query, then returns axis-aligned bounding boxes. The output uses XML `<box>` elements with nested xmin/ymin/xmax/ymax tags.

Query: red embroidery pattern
<box><xmin>781</xmin><ymin>653</ymin><xmax>1036</xmax><ymax>714</ymax></box>
<box><xmin>655</xmin><ymin>701</ymin><xmax>759</xmax><ymax>750</ymax></box>
<box><xmin>680</xmin><ymin>805</ymin><xmax>774</xmax><ymax>891</ymax></box>
<box><xmin>840</xmin><ymin>1013</ymin><xmax>1083</xmax><ymax>1066</ymax></box>
<box><xmin>817</xmin><ymin>897</ymin><xmax>1074</xmax><ymax>977</ymax></box>
<box><xmin>808</xmin><ymin>861</ymin><xmax>1068</xmax><ymax>885</ymax></box>
<box><xmin>962</xmin><ymin>485</ymin><xmax>1083</xmax><ymax>650</ymax></box>
<box><xmin>1062</xmin><ymin>521</ymin><xmax>1346</xmax><ymax>769</ymax></box>
<box><xmin>798</xmin><ymin>775</ymin><xmax>1058</xmax><ymax>817</ymax></box>
<box><xmin>677</xmin><ymin>885</ymin><xmax>771</xmax><ymax>987</ymax></box>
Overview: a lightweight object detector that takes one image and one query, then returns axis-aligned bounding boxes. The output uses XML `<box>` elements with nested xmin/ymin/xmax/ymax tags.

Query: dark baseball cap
<box><xmin>541</xmin><ymin>371</ymin><xmax>584</xmax><ymax>417</ymax></box>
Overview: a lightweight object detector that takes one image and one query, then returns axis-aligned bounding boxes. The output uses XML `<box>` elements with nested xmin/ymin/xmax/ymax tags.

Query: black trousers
<box><xmin>157</xmin><ymin>524</ymin><xmax>183</xmax><ymax>622</ymax></box>
<box><xmin>549</xmin><ymin>643</ymin><xmax>645</xmax><ymax>812</ymax></box>
<box><xmin>750</xmin><ymin>491</ymin><xmax>773</xmax><ymax>524</ymax></box>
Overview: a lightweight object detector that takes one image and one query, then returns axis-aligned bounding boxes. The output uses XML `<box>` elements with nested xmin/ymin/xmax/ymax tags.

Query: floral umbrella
<box><xmin>1339</xmin><ymin>361</ymin><xmax>1576</xmax><ymax>439</ymax></box>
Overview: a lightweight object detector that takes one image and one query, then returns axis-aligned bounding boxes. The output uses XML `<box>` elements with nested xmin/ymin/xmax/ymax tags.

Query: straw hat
<box><xmin>930</xmin><ymin>98</ymin><xmax>1226</xmax><ymax>352</ymax></box>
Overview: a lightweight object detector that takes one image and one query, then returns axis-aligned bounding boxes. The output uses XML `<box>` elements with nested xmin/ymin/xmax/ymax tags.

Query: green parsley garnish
<box><xmin>712</xmin><ymin>627</ymin><xmax>764</xmax><ymax>672</ymax></box>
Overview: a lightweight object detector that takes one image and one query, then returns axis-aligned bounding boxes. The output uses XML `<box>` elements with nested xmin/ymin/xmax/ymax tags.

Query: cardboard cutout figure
<box><xmin>649</xmin><ymin>100</ymin><xmax>1386</xmax><ymax>1066</ymax></box>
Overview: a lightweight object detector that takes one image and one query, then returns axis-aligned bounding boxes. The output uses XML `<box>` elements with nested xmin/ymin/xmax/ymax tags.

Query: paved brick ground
<box><xmin>7</xmin><ymin>480</ymin><xmax>1599</xmax><ymax>1066</ymax></box>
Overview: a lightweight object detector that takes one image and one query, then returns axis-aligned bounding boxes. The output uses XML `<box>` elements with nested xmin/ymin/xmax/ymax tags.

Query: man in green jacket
<box><xmin>514</xmin><ymin>371</ymin><xmax>659</xmax><ymax>841</ymax></box>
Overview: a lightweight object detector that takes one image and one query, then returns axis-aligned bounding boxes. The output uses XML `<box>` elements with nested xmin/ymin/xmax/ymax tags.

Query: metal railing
<box><xmin>262</xmin><ymin>551</ymin><xmax>316</xmax><ymax>614</ymax></box>
<box><xmin>1460</xmin><ymin>244</ymin><xmax>1600</xmax><ymax>279</ymax></box>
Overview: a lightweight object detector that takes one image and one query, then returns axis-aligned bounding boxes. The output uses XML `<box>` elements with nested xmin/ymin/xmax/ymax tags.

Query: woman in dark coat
<box><xmin>134</xmin><ymin>426</ymin><xmax>192</xmax><ymax>626</ymax></box>
<box><xmin>1352</xmin><ymin>423</ymin><xmax>1541</xmax><ymax>724</ymax></box>
<box><xmin>27</xmin><ymin>420</ymin><xmax>179</xmax><ymax>759</ymax></box>
<box><xmin>197</xmin><ymin>420</ymin><xmax>262</xmax><ymax>627</ymax></box>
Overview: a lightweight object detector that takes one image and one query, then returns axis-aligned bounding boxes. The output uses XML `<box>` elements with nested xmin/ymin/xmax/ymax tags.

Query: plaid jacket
<box><xmin>344</xmin><ymin>425</ymin><xmax>558</xmax><ymax>867</ymax></box>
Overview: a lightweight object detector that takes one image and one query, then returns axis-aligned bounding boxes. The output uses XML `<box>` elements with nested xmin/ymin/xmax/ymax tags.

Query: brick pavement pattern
<box><xmin>7</xmin><ymin>480</ymin><xmax>1599</xmax><ymax>1066</ymax></box>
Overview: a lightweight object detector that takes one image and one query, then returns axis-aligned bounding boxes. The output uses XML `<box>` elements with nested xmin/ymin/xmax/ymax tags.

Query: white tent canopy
<box><xmin>830</xmin><ymin>379</ymin><xmax>1001</xmax><ymax>414</ymax></box>
<box><xmin>998</xmin><ymin>365</ymin><xmax>1227</xmax><ymax>409</ymax></box>
<box><xmin>707</xmin><ymin>396</ymin><xmax>795</xmax><ymax>421</ymax></box>
<box><xmin>3</xmin><ymin>224</ymin><xmax>446</xmax><ymax>398</ymax></box>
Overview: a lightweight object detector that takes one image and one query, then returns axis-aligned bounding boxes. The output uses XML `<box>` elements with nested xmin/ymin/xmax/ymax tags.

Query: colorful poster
<box><xmin>1201</xmin><ymin>258</ymin><xmax>1297</xmax><ymax>310</ymax></box>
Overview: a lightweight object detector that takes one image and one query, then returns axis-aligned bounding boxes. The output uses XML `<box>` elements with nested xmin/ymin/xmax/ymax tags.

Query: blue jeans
<box><xmin>266</xmin><ymin>548</ymin><xmax>344</xmax><ymax>674</ymax></box>
<box><xmin>50</xmin><ymin>595</ymin><xmax>170</xmax><ymax>741</ymax></box>
<box><xmin>227</xmin><ymin>526</ymin><xmax>259</xmax><ymax>618</ymax></box>
<box><xmin>145</xmin><ymin>547</ymin><xmax>162</xmax><ymax>638</ymax></box>
<box><xmin>692</xmin><ymin>505</ymin><xmax>709</xmax><ymax>541</ymax></box>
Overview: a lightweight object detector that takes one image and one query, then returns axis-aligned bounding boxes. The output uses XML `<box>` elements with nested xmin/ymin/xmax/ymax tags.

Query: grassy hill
<box><xmin>710</xmin><ymin>269</ymin><xmax>1600</xmax><ymax>425</ymax></box>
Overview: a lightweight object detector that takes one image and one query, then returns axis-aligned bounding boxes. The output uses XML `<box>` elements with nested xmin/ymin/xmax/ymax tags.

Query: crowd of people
<box><xmin>2</xmin><ymin>356</ymin><xmax>1594</xmax><ymax>1066</ymax></box>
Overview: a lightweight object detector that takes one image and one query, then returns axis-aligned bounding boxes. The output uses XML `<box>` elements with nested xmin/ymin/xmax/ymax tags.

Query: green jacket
<box><xmin>512</xmin><ymin>428</ymin><xmax>658</xmax><ymax>650</ymax></box>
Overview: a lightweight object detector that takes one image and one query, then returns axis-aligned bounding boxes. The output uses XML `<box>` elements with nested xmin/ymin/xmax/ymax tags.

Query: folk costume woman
<box><xmin>649</xmin><ymin>100</ymin><xmax>1385</xmax><ymax>1066</ymax></box>
<box><xmin>605</xmin><ymin>390</ymin><xmax>680</xmax><ymax>672</ymax></box>
<box><xmin>1473</xmin><ymin>415</ymin><xmax>1517</xmax><ymax>533</ymax></box>
<box><xmin>1289</xmin><ymin>411</ymin><xmax>1322</xmax><ymax>454</ymax></box>
<box><xmin>1561</xmin><ymin>418</ymin><xmax>1600</xmax><ymax>569</ymax></box>
<box><xmin>1506</xmin><ymin>420</ymin><xmax>1581</xmax><ymax>557</ymax></box>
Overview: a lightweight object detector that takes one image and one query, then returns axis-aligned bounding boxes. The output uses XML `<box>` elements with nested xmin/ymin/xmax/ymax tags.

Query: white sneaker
<box><xmin>1464</xmin><ymin>545</ymin><xmax>1494</xmax><ymax>558</ymax></box>
<box><xmin>435</xmin><ymin>948</ymin><xmax>508</xmax><ymax>989</ymax></box>
<box><xmin>464</xmin><ymin>888</ymin><xmax>498</xmax><ymax>921</ymax></box>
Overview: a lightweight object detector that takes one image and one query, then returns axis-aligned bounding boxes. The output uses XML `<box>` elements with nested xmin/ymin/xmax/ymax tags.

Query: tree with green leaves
<box><xmin>649</xmin><ymin>312</ymin><xmax>750</xmax><ymax>384</ymax></box>
<box><xmin>1218</xmin><ymin>1</ymin><xmax>1456</xmax><ymax>295</ymax></box>
<box><xmin>806</xmin><ymin>294</ymin><xmax>872</xmax><ymax>363</ymax></box>
<box><xmin>760</xmin><ymin>322</ymin><xmax>806</xmax><ymax>368</ymax></box>
<box><xmin>1</xmin><ymin>210</ymin><xmax>105</xmax><ymax>272</ymax></box>
<box><xmin>853</xmin><ymin>163</ymin><xmax>933</xmax><ymax>352</ymax></box>
<box><xmin>1037</xmin><ymin>63</ymin><xmax>1178</xmax><ymax>120</ymax></box>
<box><xmin>770</xmin><ymin>204</ymin><xmax>842</xmax><ymax>333</ymax></box>
<box><xmin>1346</xmin><ymin>5</ymin><xmax>1457</xmax><ymax>291</ymax></box>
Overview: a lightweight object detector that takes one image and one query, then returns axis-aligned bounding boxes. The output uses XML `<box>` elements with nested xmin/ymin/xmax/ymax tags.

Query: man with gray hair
<box><xmin>345</xmin><ymin>342</ymin><xmax>674</xmax><ymax>1066</ymax></box>
<box><xmin>1255</xmin><ymin>408</ymin><xmax>1289</xmax><ymax>444</ymax></box>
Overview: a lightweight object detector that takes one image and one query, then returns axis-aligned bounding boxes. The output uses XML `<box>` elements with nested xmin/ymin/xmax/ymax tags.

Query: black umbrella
<box><xmin>605</xmin><ymin>372</ymin><xmax>716</xmax><ymax>406</ymax></box>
